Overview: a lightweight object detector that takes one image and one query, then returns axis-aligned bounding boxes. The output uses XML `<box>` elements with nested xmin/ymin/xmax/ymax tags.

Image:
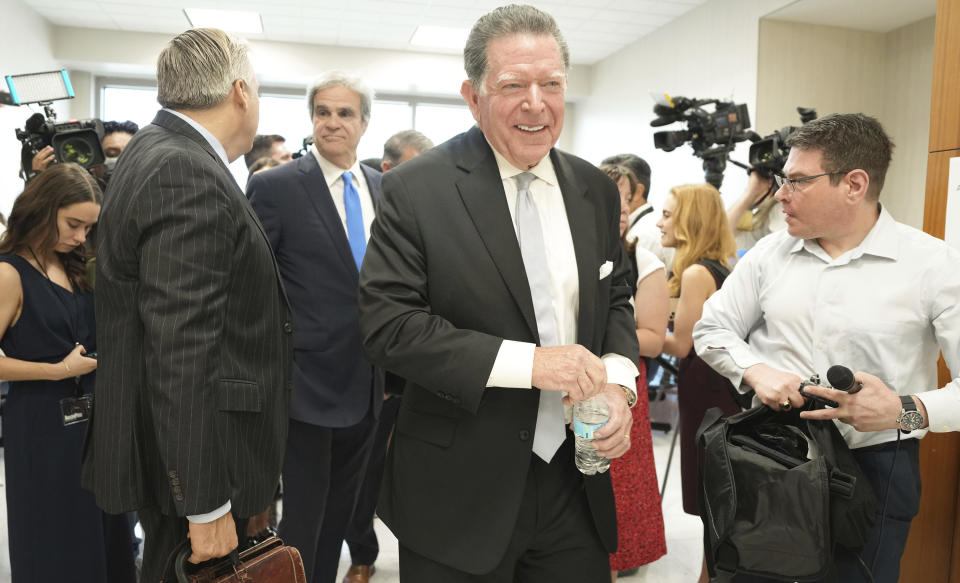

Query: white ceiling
<box><xmin>22</xmin><ymin>0</ymin><xmax>711</xmax><ymax>65</ymax></box>
<box><xmin>20</xmin><ymin>0</ymin><xmax>940</xmax><ymax>67</ymax></box>
<box><xmin>766</xmin><ymin>0</ymin><xmax>937</xmax><ymax>33</ymax></box>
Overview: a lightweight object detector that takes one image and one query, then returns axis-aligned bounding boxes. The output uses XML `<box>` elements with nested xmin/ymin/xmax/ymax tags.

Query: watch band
<box><xmin>621</xmin><ymin>384</ymin><xmax>638</xmax><ymax>408</ymax></box>
<box><xmin>897</xmin><ymin>395</ymin><xmax>923</xmax><ymax>433</ymax></box>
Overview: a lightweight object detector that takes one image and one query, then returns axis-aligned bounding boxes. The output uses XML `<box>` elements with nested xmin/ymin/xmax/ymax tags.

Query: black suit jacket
<box><xmin>357</xmin><ymin>126</ymin><xmax>639</xmax><ymax>573</ymax></box>
<box><xmin>247</xmin><ymin>152</ymin><xmax>384</xmax><ymax>427</ymax></box>
<box><xmin>82</xmin><ymin>110</ymin><xmax>293</xmax><ymax>519</ymax></box>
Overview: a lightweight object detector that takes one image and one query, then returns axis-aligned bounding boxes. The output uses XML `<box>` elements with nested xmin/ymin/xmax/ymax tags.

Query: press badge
<box><xmin>60</xmin><ymin>394</ymin><xmax>94</xmax><ymax>426</ymax></box>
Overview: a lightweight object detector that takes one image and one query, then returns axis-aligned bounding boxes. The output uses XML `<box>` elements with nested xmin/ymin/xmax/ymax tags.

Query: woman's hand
<box><xmin>59</xmin><ymin>344</ymin><xmax>97</xmax><ymax>379</ymax></box>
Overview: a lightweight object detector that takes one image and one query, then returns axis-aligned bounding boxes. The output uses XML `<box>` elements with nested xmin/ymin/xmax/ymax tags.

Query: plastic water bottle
<box><xmin>573</xmin><ymin>396</ymin><xmax>611</xmax><ymax>475</ymax></box>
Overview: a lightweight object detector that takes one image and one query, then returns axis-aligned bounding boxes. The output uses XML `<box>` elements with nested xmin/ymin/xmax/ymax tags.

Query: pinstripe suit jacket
<box><xmin>82</xmin><ymin>110</ymin><xmax>293</xmax><ymax>519</ymax></box>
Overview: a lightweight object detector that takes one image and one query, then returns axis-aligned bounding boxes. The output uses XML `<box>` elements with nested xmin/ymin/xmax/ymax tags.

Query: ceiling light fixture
<box><xmin>410</xmin><ymin>25</ymin><xmax>469</xmax><ymax>49</ymax></box>
<box><xmin>183</xmin><ymin>8</ymin><xmax>264</xmax><ymax>34</ymax></box>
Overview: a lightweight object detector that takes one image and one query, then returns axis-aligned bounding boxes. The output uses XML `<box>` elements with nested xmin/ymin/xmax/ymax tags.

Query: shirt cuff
<box><xmin>486</xmin><ymin>340</ymin><xmax>535</xmax><ymax>388</ymax></box>
<box><xmin>601</xmin><ymin>353</ymin><xmax>640</xmax><ymax>400</ymax></box>
<box><xmin>187</xmin><ymin>500</ymin><xmax>232</xmax><ymax>524</ymax></box>
<box><xmin>913</xmin><ymin>389</ymin><xmax>960</xmax><ymax>433</ymax></box>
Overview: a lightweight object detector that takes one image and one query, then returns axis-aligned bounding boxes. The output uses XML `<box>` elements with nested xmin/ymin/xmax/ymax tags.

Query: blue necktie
<box><xmin>514</xmin><ymin>172</ymin><xmax>566</xmax><ymax>462</ymax></box>
<box><xmin>342</xmin><ymin>171</ymin><xmax>366</xmax><ymax>270</ymax></box>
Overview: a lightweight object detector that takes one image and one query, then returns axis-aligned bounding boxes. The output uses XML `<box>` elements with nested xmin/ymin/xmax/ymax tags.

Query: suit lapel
<box><xmin>552</xmin><ymin>149</ymin><xmax>598</xmax><ymax>348</ymax></box>
<box><xmin>298</xmin><ymin>153</ymin><xmax>359</xmax><ymax>279</ymax></box>
<box><xmin>456</xmin><ymin>128</ymin><xmax>539</xmax><ymax>343</ymax></box>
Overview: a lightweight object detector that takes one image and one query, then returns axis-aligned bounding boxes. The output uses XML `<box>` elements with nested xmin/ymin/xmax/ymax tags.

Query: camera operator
<box><xmin>30</xmin><ymin>119</ymin><xmax>138</xmax><ymax>173</ymax></box>
<box><xmin>693</xmin><ymin>113</ymin><xmax>960</xmax><ymax>582</ymax></box>
<box><xmin>725</xmin><ymin>169</ymin><xmax>786</xmax><ymax>252</ymax></box>
<box><xmin>101</xmin><ymin>120</ymin><xmax>139</xmax><ymax>159</ymax></box>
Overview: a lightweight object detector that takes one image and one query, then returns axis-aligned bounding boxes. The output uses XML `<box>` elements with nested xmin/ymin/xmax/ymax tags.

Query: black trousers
<box><xmin>731</xmin><ymin>437</ymin><xmax>921</xmax><ymax>583</ymax></box>
<box><xmin>138</xmin><ymin>506</ymin><xmax>249</xmax><ymax>583</ymax></box>
<box><xmin>345</xmin><ymin>394</ymin><xmax>401</xmax><ymax>565</ymax></box>
<box><xmin>278</xmin><ymin>413</ymin><xmax>377</xmax><ymax>583</ymax></box>
<box><xmin>398</xmin><ymin>436</ymin><xmax>609</xmax><ymax>582</ymax></box>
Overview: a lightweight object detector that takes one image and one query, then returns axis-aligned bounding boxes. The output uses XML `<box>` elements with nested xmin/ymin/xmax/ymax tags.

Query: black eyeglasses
<box><xmin>774</xmin><ymin>171</ymin><xmax>848</xmax><ymax>193</ymax></box>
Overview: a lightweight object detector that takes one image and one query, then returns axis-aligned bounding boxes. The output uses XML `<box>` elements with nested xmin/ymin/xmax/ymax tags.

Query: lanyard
<box><xmin>27</xmin><ymin>248</ymin><xmax>84</xmax><ymax>393</ymax></box>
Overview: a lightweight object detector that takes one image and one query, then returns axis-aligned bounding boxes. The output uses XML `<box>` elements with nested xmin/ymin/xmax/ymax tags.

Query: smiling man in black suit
<box><xmin>358</xmin><ymin>5</ymin><xmax>640</xmax><ymax>582</ymax></box>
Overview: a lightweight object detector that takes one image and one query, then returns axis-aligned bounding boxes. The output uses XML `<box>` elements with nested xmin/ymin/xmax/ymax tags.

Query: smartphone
<box><xmin>84</xmin><ymin>351</ymin><xmax>98</xmax><ymax>359</ymax></box>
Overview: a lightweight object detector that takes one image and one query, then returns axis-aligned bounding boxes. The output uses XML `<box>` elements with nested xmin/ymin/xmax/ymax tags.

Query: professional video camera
<box><xmin>4</xmin><ymin>70</ymin><xmax>106</xmax><ymax>181</ymax></box>
<box><xmin>650</xmin><ymin>94</ymin><xmax>760</xmax><ymax>189</ymax></box>
<box><xmin>747</xmin><ymin>107</ymin><xmax>818</xmax><ymax>177</ymax></box>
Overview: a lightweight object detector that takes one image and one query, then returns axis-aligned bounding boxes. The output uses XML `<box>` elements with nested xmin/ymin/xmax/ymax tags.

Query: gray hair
<box><xmin>306</xmin><ymin>71</ymin><xmax>374</xmax><ymax>123</ymax></box>
<box><xmin>464</xmin><ymin>4</ymin><xmax>570</xmax><ymax>92</ymax></box>
<box><xmin>382</xmin><ymin>130</ymin><xmax>434</xmax><ymax>166</ymax></box>
<box><xmin>157</xmin><ymin>28</ymin><xmax>255</xmax><ymax>110</ymax></box>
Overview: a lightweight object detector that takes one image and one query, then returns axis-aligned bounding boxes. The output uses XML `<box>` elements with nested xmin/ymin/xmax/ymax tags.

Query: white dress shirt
<box><xmin>483</xmin><ymin>147</ymin><xmax>639</xmax><ymax>404</ymax></box>
<box><xmin>309</xmin><ymin>143</ymin><xmax>376</xmax><ymax>243</ymax></box>
<box><xmin>693</xmin><ymin>205</ymin><xmax>960</xmax><ymax>449</ymax></box>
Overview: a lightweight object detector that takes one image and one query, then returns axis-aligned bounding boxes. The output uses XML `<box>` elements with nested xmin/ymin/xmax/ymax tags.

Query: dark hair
<box><xmin>602</xmin><ymin>153</ymin><xmax>651</xmax><ymax>199</ymax></box>
<box><xmin>785</xmin><ymin>113</ymin><xmax>894</xmax><ymax>200</ymax></box>
<box><xmin>0</xmin><ymin>163</ymin><xmax>101</xmax><ymax>292</ymax></box>
<box><xmin>382</xmin><ymin>130</ymin><xmax>434</xmax><ymax>166</ymax></box>
<box><xmin>244</xmin><ymin>134</ymin><xmax>285</xmax><ymax>169</ymax></box>
<box><xmin>248</xmin><ymin>156</ymin><xmax>281</xmax><ymax>175</ymax></box>
<box><xmin>600</xmin><ymin>163</ymin><xmax>639</xmax><ymax>255</ymax></box>
<box><xmin>103</xmin><ymin>120</ymin><xmax>140</xmax><ymax>136</ymax></box>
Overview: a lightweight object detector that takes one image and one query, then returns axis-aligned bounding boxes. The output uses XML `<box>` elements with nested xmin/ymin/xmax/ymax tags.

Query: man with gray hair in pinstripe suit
<box><xmin>83</xmin><ymin>27</ymin><xmax>293</xmax><ymax>583</ymax></box>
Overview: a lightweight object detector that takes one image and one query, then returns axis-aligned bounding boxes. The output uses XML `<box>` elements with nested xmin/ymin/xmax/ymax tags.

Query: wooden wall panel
<box><xmin>901</xmin><ymin>0</ymin><xmax>960</xmax><ymax>577</ymax></box>
<box><xmin>901</xmin><ymin>356</ymin><xmax>960</xmax><ymax>582</ymax></box>
<box><xmin>929</xmin><ymin>0</ymin><xmax>960</xmax><ymax>151</ymax></box>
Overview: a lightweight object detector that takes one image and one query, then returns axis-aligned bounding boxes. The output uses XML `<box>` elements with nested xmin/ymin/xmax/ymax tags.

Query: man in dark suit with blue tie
<box><xmin>247</xmin><ymin>71</ymin><xmax>384</xmax><ymax>583</ymax></box>
<box><xmin>358</xmin><ymin>5</ymin><xmax>639</xmax><ymax>582</ymax></box>
<box><xmin>85</xmin><ymin>28</ymin><xmax>293</xmax><ymax>583</ymax></box>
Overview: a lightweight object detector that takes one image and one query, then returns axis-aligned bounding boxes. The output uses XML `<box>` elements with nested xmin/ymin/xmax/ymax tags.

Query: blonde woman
<box><xmin>657</xmin><ymin>183</ymin><xmax>739</xmax><ymax>583</ymax></box>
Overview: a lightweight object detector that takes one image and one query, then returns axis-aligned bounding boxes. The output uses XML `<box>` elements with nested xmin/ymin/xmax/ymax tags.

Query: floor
<box><xmin>0</xmin><ymin>388</ymin><xmax>704</xmax><ymax>583</ymax></box>
<box><xmin>331</xmin><ymin>388</ymin><xmax>705</xmax><ymax>583</ymax></box>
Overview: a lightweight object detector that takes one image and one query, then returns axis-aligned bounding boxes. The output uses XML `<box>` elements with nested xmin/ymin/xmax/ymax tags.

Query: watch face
<box><xmin>902</xmin><ymin>410</ymin><xmax>924</xmax><ymax>431</ymax></box>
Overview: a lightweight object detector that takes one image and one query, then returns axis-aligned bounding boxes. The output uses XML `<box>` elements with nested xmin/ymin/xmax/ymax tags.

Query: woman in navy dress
<box><xmin>0</xmin><ymin>163</ymin><xmax>135</xmax><ymax>582</ymax></box>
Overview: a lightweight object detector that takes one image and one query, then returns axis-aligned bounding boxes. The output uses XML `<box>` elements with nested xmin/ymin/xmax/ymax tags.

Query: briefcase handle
<box><xmin>173</xmin><ymin>543</ymin><xmax>243</xmax><ymax>583</ymax></box>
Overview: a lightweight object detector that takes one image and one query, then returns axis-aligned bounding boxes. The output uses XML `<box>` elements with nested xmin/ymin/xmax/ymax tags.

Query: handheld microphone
<box><xmin>827</xmin><ymin>365</ymin><xmax>862</xmax><ymax>394</ymax></box>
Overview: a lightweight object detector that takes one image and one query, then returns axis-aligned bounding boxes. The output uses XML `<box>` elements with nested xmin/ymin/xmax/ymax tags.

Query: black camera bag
<box><xmin>696</xmin><ymin>403</ymin><xmax>877</xmax><ymax>581</ymax></box>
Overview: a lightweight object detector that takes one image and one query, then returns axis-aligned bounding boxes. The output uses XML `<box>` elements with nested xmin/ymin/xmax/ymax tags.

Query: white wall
<box><xmin>573</xmin><ymin>0</ymin><xmax>793</xmax><ymax>211</ymax></box>
<box><xmin>757</xmin><ymin>17</ymin><xmax>935</xmax><ymax>229</ymax></box>
<box><xmin>0</xmin><ymin>0</ymin><xmax>70</xmax><ymax>219</ymax></box>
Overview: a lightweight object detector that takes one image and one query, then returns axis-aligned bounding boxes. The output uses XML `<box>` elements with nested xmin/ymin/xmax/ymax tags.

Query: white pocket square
<box><xmin>598</xmin><ymin>260</ymin><xmax>613</xmax><ymax>280</ymax></box>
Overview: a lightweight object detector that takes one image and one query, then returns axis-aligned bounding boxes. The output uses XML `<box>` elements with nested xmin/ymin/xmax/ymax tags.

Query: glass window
<box><xmin>100</xmin><ymin>83</ymin><xmax>474</xmax><ymax>182</ymax></box>
<box><xmin>415</xmin><ymin>103</ymin><xmax>476</xmax><ymax>147</ymax></box>
<box><xmin>359</xmin><ymin>100</ymin><xmax>413</xmax><ymax>163</ymax></box>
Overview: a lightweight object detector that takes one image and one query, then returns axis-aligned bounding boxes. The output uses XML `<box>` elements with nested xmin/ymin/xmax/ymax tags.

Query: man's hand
<box><xmin>744</xmin><ymin>170</ymin><xmax>774</xmax><ymax>207</ymax></box>
<box><xmin>799</xmin><ymin>372</ymin><xmax>906</xmax><ymax>432</ymax></box>
<box><xmin>532</xmin><ymin>345</ymin><xmax>606</xmax><ymax>404</ymax></box>
<box><xmin>743</xmin><ymin>363</ymin><xmax>804</xmax><ymax>410</ymax></box>
<box><xmin>588</xmin><ymin>383</ymin><xmax>633</xmax><ymax>460</ymax></box>
<box><xmin>187</xmin><ymin>511</ymin><xmax>238</xmax><ymax>564</ymax></box>
<box><xmin>32</xmin><ymin>146</ymin><xmax>54</xmax><ymax>171</ymax></box>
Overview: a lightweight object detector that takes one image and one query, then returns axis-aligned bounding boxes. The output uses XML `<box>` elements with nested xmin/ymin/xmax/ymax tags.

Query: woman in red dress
<box><xmin>602</xmin><ymin>165</ymin><xmax>669</xmax><ymax>581</ymax></box>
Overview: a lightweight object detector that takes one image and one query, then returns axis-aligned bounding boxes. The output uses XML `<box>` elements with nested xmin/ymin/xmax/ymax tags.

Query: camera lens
<box><xmin>60</xmin><ymin>138</ymin><xmax>95</xmax><ymax>165</ymax></box>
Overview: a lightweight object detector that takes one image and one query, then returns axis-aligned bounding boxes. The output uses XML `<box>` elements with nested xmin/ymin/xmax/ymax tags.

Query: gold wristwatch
<box><xmin>621</xmin><ymin>385</ymin><xmax>638</xmax><ymax>407</ymax></box>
